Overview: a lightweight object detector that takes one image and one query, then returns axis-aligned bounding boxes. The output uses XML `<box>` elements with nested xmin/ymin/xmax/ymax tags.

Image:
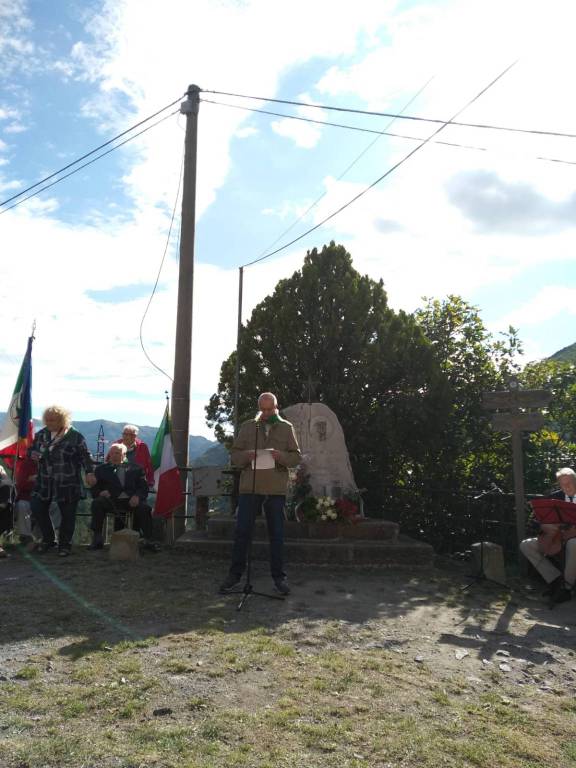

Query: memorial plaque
<box><xmin>282</xmin><ymin>402</ymin><xmax>358</xmax><ymax>498</ymax></box>
<box><xmin>191</xmin><ymin>466</ymin><xmax>230</xmax><ymax>497</ymax></box>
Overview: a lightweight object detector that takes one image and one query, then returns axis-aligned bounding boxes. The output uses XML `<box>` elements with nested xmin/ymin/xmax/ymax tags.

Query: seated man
<box><xmin>520</xmin><ymin>467</ymin><xmax>576</xmax><ymax>605</ymax></box>
<box><xmin>90</xmin><ymin>443</ymin><xmax>159</xmax><ymax>551</ymax></box>
<box><xmin>111</xmin><ymin>425</ymin><xmax>154</xmax><ymax>487</ymax></box>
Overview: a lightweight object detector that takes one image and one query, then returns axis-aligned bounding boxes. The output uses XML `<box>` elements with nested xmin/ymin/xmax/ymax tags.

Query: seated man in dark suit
<box><xmin>89</xmin><ymin>443</ymin><xmax>159</xmax><ymax>551</ymax></box>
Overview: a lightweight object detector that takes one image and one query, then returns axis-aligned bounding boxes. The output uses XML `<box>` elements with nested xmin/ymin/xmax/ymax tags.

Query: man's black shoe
<box><xmin>219</xmin><ymin>574</ymin><xmax>241</xmax><ymax>594</ymax></box>
<box><xmin>88</xmin><ymin>535</ymin><xmax>104</xmax><ymax>551</ymax></box>
<box><xmin>549</xmin><ymin>579</ymin><xmax>572</xmax><ymax>607</ymax></box>
<box><xmin>273</xmin><ymin>578</ymin><xmax>290</xmax><ymax>596</ymax></box>
<box><xmin>542</xmin><ymin>576</ymin><xmax>562</xmax><ymax>597</ymax></box>
<box><xmin>57</xmin><ymin>547</ymin><xmax>71</xmax><ymax>558</ymax></box>
<box><xmin>36</xmin><ymin>542</ymin><xmax>56</xmax><ymax>554</ymax></box>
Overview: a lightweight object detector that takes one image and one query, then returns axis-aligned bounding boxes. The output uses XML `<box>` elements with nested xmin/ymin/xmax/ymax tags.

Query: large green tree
<box><xmin>414</xmin><ymin>296</ymin><xmax>522</xmax><ymax>490</ymax></box>
<box><xmin>520</xmin><ymin>359</ymin><xmax>576</xmax><ymax>490</ymax></box>
<box><xmin>206</xmin><ymin>242</ymin><xmax>451</xmax><ymax>508</ymax></box>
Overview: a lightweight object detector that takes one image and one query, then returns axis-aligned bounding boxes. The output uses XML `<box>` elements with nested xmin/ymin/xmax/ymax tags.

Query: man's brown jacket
<box><xmin>230</xmin><ymin>417</ymin><xmax>301</xmax><ymax>495</ymax></box>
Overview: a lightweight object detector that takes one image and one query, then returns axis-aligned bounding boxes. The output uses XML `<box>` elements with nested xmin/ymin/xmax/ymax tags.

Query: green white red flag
<box><xmin>0</xmin><ymin>335</ymin><xmax>34</xmax><ymax>466</ymax></box>
<box><xmin>151</xmin><ymin>403</ymin><xmax>184</xmax><ymax>518</ymax></box>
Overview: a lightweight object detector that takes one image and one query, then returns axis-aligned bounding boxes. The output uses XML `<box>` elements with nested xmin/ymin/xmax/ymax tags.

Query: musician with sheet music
<box><xmin>520</xmin><ymin>467</ymin><xmax>576</xmax><ymax>605</ymax></box>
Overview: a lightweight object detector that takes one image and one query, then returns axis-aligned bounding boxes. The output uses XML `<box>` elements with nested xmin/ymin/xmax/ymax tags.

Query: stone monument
<box><xmin>282</xmin><ymin>402</ymin><xmax>358</xmax><ymax>498</ymax></box>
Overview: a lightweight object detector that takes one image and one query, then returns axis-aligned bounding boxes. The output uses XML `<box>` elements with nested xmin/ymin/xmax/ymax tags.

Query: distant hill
<box><xmin>0</xmin><ymin>414</ymin><xmax>215</xmax><ymax>463</ymax></box>
<box><xmin>192</xmin><ymin>441</ymin><xmax>229</xmax><ymax>467</ymax></box>
<box><xmin>548</xmin><ymin>342</ymin><xmax>576</xmax><ymax>363</ymax></box>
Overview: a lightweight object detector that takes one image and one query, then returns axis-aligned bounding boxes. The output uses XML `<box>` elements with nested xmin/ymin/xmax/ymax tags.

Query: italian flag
<box><xmin>0</xmin><ymin>335</ymin><xmax>34</xmax><ymax>467</ymax></box>
<box><xmin>151</xmin><ymin>403</ymin><xmax>184</xmax><ymax>518</ymax></box>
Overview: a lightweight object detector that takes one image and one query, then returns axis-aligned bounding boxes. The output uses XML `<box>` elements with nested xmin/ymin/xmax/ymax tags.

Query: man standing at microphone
<box><xmin>219</xmin><ymin>392</ymin><xmax>301</xmax><ymax>596</ymax></box>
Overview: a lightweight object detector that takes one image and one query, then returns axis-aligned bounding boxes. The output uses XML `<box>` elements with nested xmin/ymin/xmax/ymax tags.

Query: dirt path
<box><xmin>1</xmin><ymin>549</ymin><xmax>575</xmax><ymax>767</ymax></box>
<box><xmin>1</xmin><ymin>550</ymin><xmax>574</xmax><ymax>693</ymax></box>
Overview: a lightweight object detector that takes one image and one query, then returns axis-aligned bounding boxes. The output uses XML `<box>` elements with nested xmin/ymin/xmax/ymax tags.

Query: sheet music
<box><xmin>251</xmin><ymin>449</ymin><xmax>275</xmax><ymax>470</ymax></box>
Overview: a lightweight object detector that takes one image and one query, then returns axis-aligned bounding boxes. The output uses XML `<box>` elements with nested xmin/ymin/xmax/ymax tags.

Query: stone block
<box><xmin>109</xmin><ymin>528</ymin><xmax>140</xmax><ymax>561</ymax></box>
<box><xmin>339</xmin><ymin>520</ymin><xmax>399</xmax><ymax>541</ymax></box>
<box><xmin>471</xmin><ymin>541</ymin><xmax>506</xmax><ymax>584</ymax></box>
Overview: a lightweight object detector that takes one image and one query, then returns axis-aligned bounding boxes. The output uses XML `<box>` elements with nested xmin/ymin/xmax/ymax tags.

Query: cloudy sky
<box><xmin>1</xmin><ymin>0</ymin><xmax>575</xmax><ymax>441</ymax></box>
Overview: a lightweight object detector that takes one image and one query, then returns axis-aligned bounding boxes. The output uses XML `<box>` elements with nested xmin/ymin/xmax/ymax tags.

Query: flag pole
<box><xmin>10</xmin><ymin>323</ymin><xmax>36</xmax><ymax>541</ymax></box>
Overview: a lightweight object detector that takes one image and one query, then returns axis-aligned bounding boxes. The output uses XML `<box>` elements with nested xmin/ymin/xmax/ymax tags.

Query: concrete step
<box><xmin>177</xmin><ymin>530</ymin><xmax>433</xmax><ymax>568</ymax></box>
<box><xmin>206</xmin><ymin>516</ymin><xmax>399</xmax><ymax>542</ymax></box>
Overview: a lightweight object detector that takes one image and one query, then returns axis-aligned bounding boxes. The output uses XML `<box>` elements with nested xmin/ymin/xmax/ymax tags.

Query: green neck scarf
<box><xmin>257</xmin><ymin>413</ymin><xmax>282</xmax><ymax>425</ymax></box>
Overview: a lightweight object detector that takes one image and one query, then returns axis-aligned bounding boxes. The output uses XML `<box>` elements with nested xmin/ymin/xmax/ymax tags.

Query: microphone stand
<box><xmin>462</xmin><ymin>484</ymin><xmax>509</xmax><ymax>591</ymax></box>
<box><xmin>226</xmin><ymin>420</ymin><xmax>285</xmax><ymax>611</ymax></box>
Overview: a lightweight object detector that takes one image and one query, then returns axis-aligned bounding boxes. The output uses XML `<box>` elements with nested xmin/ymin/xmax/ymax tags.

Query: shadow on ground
<box><xmin>1</xmin><ymin>545</ymin><xmax>574</xmax><ymax>667</ymax></box>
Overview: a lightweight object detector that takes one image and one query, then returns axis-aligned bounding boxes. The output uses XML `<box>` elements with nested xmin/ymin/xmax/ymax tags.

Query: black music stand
<box><xmin>462</xmin><ymin>484</ymin><xmax>509</xmax><ymax>591</ymax></box>
<box><xmin>224</xmin><ymin>422</ymin><xmax>285</xmax><ymax>611</ymax></box>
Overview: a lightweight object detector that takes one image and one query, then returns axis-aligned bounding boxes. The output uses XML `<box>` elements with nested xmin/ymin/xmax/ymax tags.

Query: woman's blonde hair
<box><xmin>42</xmin><ymin>405</ymin><xmax>72</xmax><ymax>429</ymax></box>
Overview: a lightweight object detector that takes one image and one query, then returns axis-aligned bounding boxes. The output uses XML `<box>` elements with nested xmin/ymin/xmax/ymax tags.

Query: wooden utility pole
<box><xmin>233</xmin><ymin>266</ymin><xmax>244</xmax><ymax>437</ymax></box>
<box><xmin>482</xmin><ymin>379</ymin><xmax>551</xmax><ymax>549</ymax></box>
<box><xmin>172</xmin><ymin>84</ymin><xmax>200</xmax><ymax>538</ymax></box>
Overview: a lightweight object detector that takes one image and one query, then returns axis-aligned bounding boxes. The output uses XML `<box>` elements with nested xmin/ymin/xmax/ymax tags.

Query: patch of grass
<box><xmin>563</xmin><ymin>741</ymin><xmax>576</xmax><ymax>760</ymax></box>
<box><xmin>14</xmin><ymin>665</ymin><xmax>39</xmax><ymax>680</ymax></box>
<box><xmin>432</xmin><ymin>688</ymin><xmax>451</xmax><ymax>706</ymax></box>
<box><xmin>188</xmin><ymin>695</ymin><xmax>210</xmax><ymax>711</ymax></box>
<box><xmin>163</xmin><ymin>657</ymin><xmax>194</xmax><ymax>674</ymax></box>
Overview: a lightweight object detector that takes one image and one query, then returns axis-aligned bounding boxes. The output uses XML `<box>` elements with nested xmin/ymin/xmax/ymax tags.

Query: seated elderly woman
<box><xmin>520</xmin><ymin>467</ymin><xmax>576</xmax><ymax>605</ymax></box>
<box><xmin>29</xmin><ymin>405</ymin><xmax>95</xmax><ymax>557</ymax></box>
<box><xmin>89</xmin><ymin>443</ymin><xmax>159</xmax><ymax>551</ymax></box>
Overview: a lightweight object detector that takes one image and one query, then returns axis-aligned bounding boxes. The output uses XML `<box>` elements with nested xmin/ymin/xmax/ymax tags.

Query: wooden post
<box><xmin>196</xmin><ymin>496</ymin><xmax>209</xmax><ymax>531</ymax></box>
<box><xmin>511</xmin><ymin>429</ymin><xmax>526</xmax><ymax>546</ymax></box>
<box><xmin>172</xmin><ymin>84</ymin><xmax>200</xmax><ymax>539</ymax></box>
<box><xmin>482</xmin><ymin>381</ymin><xmax>551</xmax><ymax>560</ymax></box>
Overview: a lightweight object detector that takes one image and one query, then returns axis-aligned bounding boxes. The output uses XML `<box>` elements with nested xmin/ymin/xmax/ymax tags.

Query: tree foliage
<box><xmin>206</xmin><ymin>242</ymin><xmax>450</xmax><ymax>506</ymax></box>
<box><xmin>413</xmin><ymin>296</ymin><xmax>522</xmax><ymax>490</ymax></box>
<box><xmin>206</xmin><ymin>243</ymin><xmax>575</xmax><ymax>552</ymax></box>
<box><xmin>520</xmin><ymin>359</ymin><xmax>576</xmax><ymax>490</ymax></box>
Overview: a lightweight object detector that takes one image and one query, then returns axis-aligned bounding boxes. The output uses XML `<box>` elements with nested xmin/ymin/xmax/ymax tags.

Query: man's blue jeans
<box><xmin>230</xmin><ymin>494</ymin><xmax>286</xmax><ymax>580</ymax></box>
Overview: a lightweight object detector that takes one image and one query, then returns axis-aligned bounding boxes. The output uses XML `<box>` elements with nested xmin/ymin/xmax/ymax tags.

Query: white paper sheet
<box><xmin>251</xmin><ymin>449</ymin><xmax>276</xmax><ymax>470</ymax></box>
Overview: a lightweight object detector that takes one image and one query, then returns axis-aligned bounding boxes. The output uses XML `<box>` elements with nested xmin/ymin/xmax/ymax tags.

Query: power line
<box><xmin>139</xmin><ymin>145</ymin><xmax>185</xmax><ymax>382</ymax></box>
<box><xmin>0</xmin><ymin>95</ymin><xmax>185</xmax><ymax>209</ymax></box>
<box><xmin>242</xmin><ymin>61</ymin><xmax>518</xmax><ymax>269</ymax></box>
<box><xmin>202</xmin><ymin>97</ymin><xmax>486</xmax><ymax>150</ymax></box>
<box><xmin>0</xmin><ymin>110</ymin><xmax>179</xmax><ymax>216</ymax></box>
<box><xmin>203</xmin><ymin>97</ymin><xmax>576</xmax><ymax>167</ymax></box>
<box><xmin>203</xmin><ymin>86</ymin><xmax>576</xmax><ymax>141</ymax></box>
<box><xmin>239</xmin><ymin>76</ymin><xmax>437</xmax><ymax>261</ymax></box>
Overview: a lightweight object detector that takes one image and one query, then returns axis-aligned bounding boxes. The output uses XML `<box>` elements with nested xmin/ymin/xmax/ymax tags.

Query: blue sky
<box><xmin>1</xmin><ymin>0</ymin><xmax>575</xmax><ymax>437</ymax></box>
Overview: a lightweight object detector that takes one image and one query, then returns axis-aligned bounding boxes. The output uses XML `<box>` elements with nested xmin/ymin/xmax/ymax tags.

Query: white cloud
<box><xmin>0</xmin><ymin>178</ymin><xmax>21</xmax><ymax>193</ymax></box>
<box><xmin>3</xmin><ymin>0</ymin><xmax>576</xmax><ymax>440</ymax></box>
<box><xmin>498</xmin><ymin>286</ymin><xmax>576</xmax><ymax>329</ymax></box>
<box><xmin>271</xmin><ymin>117</ymin><xmax>321</xmax><ymax>149</ymax></box>
<box><xmin>4</xmin><ymin>122</ymin><xmax>27</xmax><ymax>134</ymax></box>
<box><xmin>235</xmin><ymin>126</ymin><xmax>259</xmax><ymax>139</ymax></box>
<box><xmin>0</xmin><ymin>0</ymin><xmax>35</xmax><ymax>78</ymax></box>
<box><xmin>271</xmin><ymin>92</ymin><xmax>325</xmax><ymax>148</ymax></box>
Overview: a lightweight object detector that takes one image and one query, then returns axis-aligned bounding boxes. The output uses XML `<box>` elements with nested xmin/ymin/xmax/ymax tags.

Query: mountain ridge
<box><xmin>548</xmin><ymin>342</ymin><xmax>576</xmax><ymax>363</ymax></box>
<box><xmin>0</xmin><ymin>414</ymin><xmax>216</xmax><ymax>464</ymax></box>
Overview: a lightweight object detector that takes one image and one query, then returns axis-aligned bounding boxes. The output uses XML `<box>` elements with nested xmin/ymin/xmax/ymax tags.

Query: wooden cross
<box><xmin>482</xmin><ymin>378</ymin><xmax>551</xmax><ymax>548</ymax></box>
<box><xmin>301</xmin><ymin>374</ymin><xmax>321</xmax><ymax>404</ymax></box>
